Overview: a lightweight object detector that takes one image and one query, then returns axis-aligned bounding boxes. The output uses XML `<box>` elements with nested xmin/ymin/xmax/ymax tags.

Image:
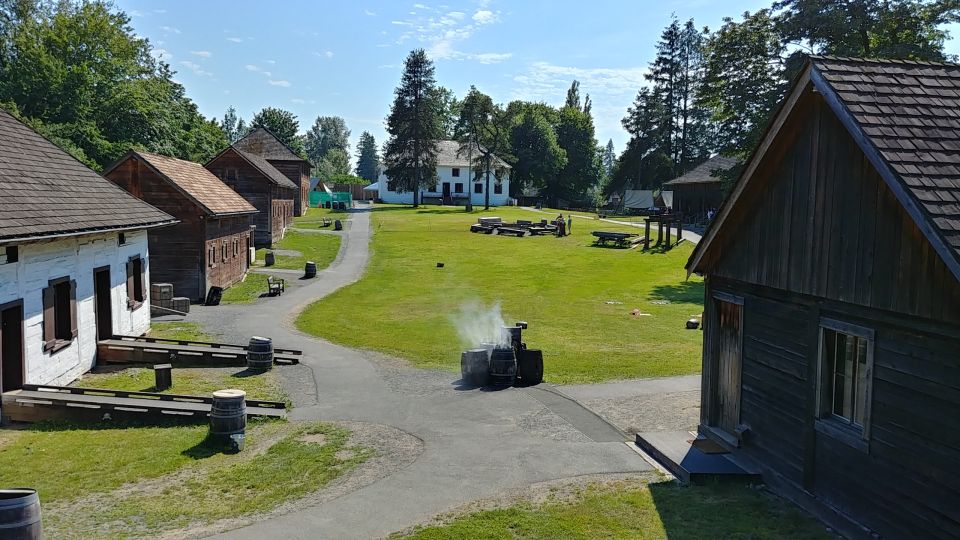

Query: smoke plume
<box><xmin>451</xmin><ymin>299</ymin><xmax>509</xmax><ymax>348</ymax></box>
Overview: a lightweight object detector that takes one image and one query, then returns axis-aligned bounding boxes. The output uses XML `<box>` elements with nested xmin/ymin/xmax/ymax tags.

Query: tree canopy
<box><xmin>249</xmin><ymin>107</ymin><xmax>305</xmax><ymax>158</ymax></box>
<box><xmin>354</xmin><ymin>131</ymin><xmax>380</xmax><ymax>182</ymax></box>
<box><xmin>305</xmin><ymin>116</ymin><xmax>351</xmax><ymax>168</ymax></box>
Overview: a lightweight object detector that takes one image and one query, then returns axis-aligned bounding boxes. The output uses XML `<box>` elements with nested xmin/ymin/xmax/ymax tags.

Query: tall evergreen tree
<box><xmin>355</xmin><ymin>131</ymin><xmax>380</xmax><ymax>182</ymax></box>
<box><xmin>304</xmin><ymin>116</ymin><xmax>351</xmax><ymax>167</ymax></box>
<box><xmin>383</xmin><ymin>48</ymin><xmax>443</xmax><ymax>207</ymax></box>
<box><xmin>602</xmin><ymin>139</ymin><xmax>616</xmax><ymax>179</ymax></box>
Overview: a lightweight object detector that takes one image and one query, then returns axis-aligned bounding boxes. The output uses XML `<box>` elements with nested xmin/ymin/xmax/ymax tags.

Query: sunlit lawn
<box><xmin>148</xmin><ymin>320</ymin><xmax>213</xmax><ymax>341</ymax></box>
<box><xmin>395</xmin><ymin>480</ymin><xmax>830</xmax><ymax>539</ymax></box>
<box><xmin>256</xmin><ymin>230</ymin><xmax>341</xmax><ymax>270</ymax></box>
<box><xmin>297</xmin><ymin>205</ymin><xmax>704</xmax><ymax>384</ymax></box>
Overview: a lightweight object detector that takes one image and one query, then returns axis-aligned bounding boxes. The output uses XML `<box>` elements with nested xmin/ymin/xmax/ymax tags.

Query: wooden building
<box><xmin>205</xmin><ymin>146</ymin><xmax>296</xmax><ymax>247</ymax></box>
<box><xmin>233</xmin><ymin>128</ymin><xmax>311</xmax><ymax>216</ymax></box>
<box><xmin>103</xmin><ymin>151</ymin><xmax>258</xmax><ymax>301</ymax></box>
<box><xmin>687</xmin><ymin>57</ymin><xmax>960</xmax><ymax>539</ymax></box>
<box><xmin>662</xmin><ymin>155</ymin><xmax>736</xmax><ymax>219</ymax></box>
<box><xmin>0</xmin><ymin>110</ymin><xmax>175</xmax><ymax>401</ymax></box>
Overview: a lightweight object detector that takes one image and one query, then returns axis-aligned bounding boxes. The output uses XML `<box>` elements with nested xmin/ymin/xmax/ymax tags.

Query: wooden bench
<box><xmin>320</xmin><ymin>217</ymin><xmax>332</xmax><ymax>227</ymax></box>
<box><xmin>498</xmin><ymin>227</ymin><xmax>528</xmax><ymax>237</ymax></box>
<box><xmin>470</xmin><ymin>224</ymin><xmax>495</xmax><ymax>234</ymax></box>
<box><xmin>268</xmin><ymin>276</ymin><xmax>285</xmax><ymax>296</ymax></box>
<box><xmin>592</xmin><ymin>231</ymin><xmax>639</xmax><ymax>247</ymax></box>
<box><xmin>478</xmin><ymin>217</ymin><xmax>502</xmax><ymax>227</ymax></box>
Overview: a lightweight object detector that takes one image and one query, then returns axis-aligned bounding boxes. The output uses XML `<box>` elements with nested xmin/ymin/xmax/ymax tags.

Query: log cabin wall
<box><xmin>203</xmin><ymin>215</ymin><xmax>252</xmax><ymax>295</ymax></box>
<box><xmin>269</xmin><ymin>160</ymin><xmax>310</xmax><ymax>216</ymax></box>
<box><xmin>104</xmin><ymin>159</ymin><xmax>203</xmax><ymax>299</ymax></box>
<box><xmin>206</xmin><ymin>152</ymin><xmax>277</xmax><ymax>247</ymax></box>
<box><xmin>700</xmin><ymin>87</ymin><xmax>960</xmax><ymax>538</ymax></box>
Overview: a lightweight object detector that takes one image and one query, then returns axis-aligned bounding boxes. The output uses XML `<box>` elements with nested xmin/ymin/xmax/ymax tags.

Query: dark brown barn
<box><xmin>233</xmin><ymin>128</ymin><xmax>311</xmax><ymax>216</ymax></box>
<box><xmin>205</xmin><ymin>146</ymin><xmax>296</xmax><ymax>247</ymax></box>
<box><xmin>662</xmin><ymin>155</ymin><xmax>736</xmax><ymax>219</ymax></box>
<box><xmin>104</xmin><ymin>151</ymin><xmax>258</xmax><ymax>301</ymax></box>
<box><xmin>688</xmin><ymin>56</ymin><xmax>960</xmax><ymax>539</ymax></box>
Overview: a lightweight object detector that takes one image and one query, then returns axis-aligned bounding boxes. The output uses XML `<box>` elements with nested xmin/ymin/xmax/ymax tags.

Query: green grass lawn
<box><xmin>74</xmin><ymin>365</ymin><xmax>289</xmax><ymax>404</ymax></box>
<box><xmin>149</xmin><ymin>321</ymin><xmax>213</xmax><ymax>341</ymax></box>
<box><xmin>395</xmin><ymin>480</ymin><xmax>830</xmax><ymax>539</ymax></box>
<box><xmin>256</xmin><ymin>230</ymin><xmax>341</xmax><ymax>270</ymax></box>
<box><xmin>0</xmin><ymin>421</ymin><xmax>369</xmax><ymax>538</ymax></box>
<box><xmin>221</xmin><ymin>272</ymin><xmax>269</xmax><ymax>304</ymax></box>
<box><xmin>296</xmin><ymin>205</ymin><xmax>704</xmax><ymax>384</ymax></box>
<box><xmin>293</xmin><ymin>206</ymin><xmax>347</xmax><ymax>229</ymax></box>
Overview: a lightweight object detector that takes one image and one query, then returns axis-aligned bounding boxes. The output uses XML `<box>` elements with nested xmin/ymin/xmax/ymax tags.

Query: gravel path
<box><xmin>173</xmin><ymin>207</ymin><xmax>699</xmax><ymax>540</ymax></box>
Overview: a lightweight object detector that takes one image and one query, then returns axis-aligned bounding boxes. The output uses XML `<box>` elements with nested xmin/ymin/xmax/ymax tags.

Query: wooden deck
<box><xmin>634</xmin><ymin>431</ymin><xmax>761</xmax><ymax>484</ymax></box>
<box><xmin>1</xmin><ymin>384</ymin><xmax>286</xmax><ymax>423</ymax></box>
<box><xmin>97</xmin><ymin>335</ymin><xmax>301</xmax><ymax>366</ymax></box>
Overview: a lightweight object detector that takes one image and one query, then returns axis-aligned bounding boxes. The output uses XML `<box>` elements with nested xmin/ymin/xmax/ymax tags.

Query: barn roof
<box><xmin>0</xmin><ymin>109</ymin><xmax>175</xmax><ymax>243</ymax></box>
<box><xmin>105</xmin><ymin>151</ymin><xmax>257</xmax><ymax>217</ymax></box>
<box><xmin>233</xmin><ymin>127</ymin><xmax>308</xmax><ymax>164</ymax></box>
<box><xmin>663</xmin><ymin>155</ymin><xmax>738</xmax><ymax>186</ymax></box>
<box><xmin>206</xmin><ymin>146</ymin><xmax>298</xmax><ymax>190</ymax></box>
<box><xmin>689</xmin><ymin>56</ymin><xmax>960</xmax><ymax>282</ymax></box>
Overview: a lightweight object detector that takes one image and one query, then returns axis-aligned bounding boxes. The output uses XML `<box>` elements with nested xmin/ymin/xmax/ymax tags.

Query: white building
<box><xmin>0</xmin><ymin>110</ymin><xmax>175</xmax><ymax>397</ymax></box>
<box><xmin>377</xmin><ymin>140</ymin><xmax>512</xmax><ymax>206</ymax></box>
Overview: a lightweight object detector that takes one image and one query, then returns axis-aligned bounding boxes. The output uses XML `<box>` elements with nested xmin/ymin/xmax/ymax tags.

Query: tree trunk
<box><xmin>484</xmin><ymin>159</ymin><xmax>491</xmax><ymax>210</ymax></box>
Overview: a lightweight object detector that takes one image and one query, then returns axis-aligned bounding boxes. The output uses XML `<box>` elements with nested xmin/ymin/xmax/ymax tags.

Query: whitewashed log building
<box><xmin>0</xmin><ymin>110</ymin><xmax>175</xmax><ymax>398</ymax></box>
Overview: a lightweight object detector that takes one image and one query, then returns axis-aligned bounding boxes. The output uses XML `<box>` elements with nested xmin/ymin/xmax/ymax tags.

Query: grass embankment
<box><xmin>256</xmin><ymin>230</ymin><xmax>341</xmax><ymax>270</ymax></box>
<box><xmin>297</xmin><ymin>205</ymin><xmax>704</xmax><ymax>384</ymax></box>
<box><xmin>396</xmin><ymin>480</ymin><xmax>830</xmax><ymax>539</ymax></box>
<box><xmin>149</xmin><ymin>320</ymin><xmax>213</xmax><ymax>341</ymax></box>
<box><xmin>0</xmin><ymin>421</ymin><xmax>369</xmax><ymax>538</ymax></box>
<box><xmin>74</xmin><ymin>365</ymin><xmax>289</xmax><ymax>404</ymax></box>
<box><xmin>221</xmin><ymin>273</ymin><xmax>270</xmax><ymax>304</ymax></box>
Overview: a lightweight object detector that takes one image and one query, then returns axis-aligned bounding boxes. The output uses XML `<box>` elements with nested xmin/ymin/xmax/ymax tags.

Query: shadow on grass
<box><xmin>182</xmin><ymin>434</ymin><xmax>234</xmax><ymax>459</ymax></box>
<box><xmin>648</xmin><ymin>280</ymin><xmax>705</xmax><ymax>304</ymax></box>
<box><xmin>230</xmin><ymin>368</ymin><xmax>265</xmax><ymax>379</ymax></box>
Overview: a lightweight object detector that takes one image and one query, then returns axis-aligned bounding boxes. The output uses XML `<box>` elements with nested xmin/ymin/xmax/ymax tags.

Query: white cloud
<box><xmin>129</xmin><ymin>9</ymin><xmax>144</xmax><ymax>17</ymax></box>
<box><xmin>226</xmin><ymin>37</ymin><xmax>243</xmax><ymax>43</ymax></box>
<box><xmin>391</xmin><ymin>20</ymin><xmax>413</xmax><ymax>25</ymax></box>
<box><xmin>413</xmin><ymin>3</ymin><xmax>429</xmax><ymax>9</ymax></box>
<box><xmin>325</xmin><ymin>50</ymin><xmax>334</xmax><ymax>58</ymax></box>
<box><xmin>246</xmin><ymin>64</ymin><xmax>273</xmax><ymax>77</ymax></box>
<box><xmin>472</xmin><ymin>52</ymin><xmax>512</xmax><ymax>64</ymax></box>
<box><xmin>268</xmin><ymin>79</ymin><xmax>291</xmax><ymax>87</ymax></box>
<box><xmin>153</xmin><ymin>9</ymin><xmax>167</xmax><ymax>14</ymax></box>
<box><xmin>179</xmin><ymin>60</ymin><xmax>212</xmax><ymax>77</ymax></box>
<box><xmin>265</xmin><ymin>59</ymin><xmax>276</xmax><ymax>64</ymax></box>
<box><xmin>160</xmin><ymin>25</ymin><xmax>181</xmax><ymax>34</ymax></box>
<box><xmin>151</xmin><ymin>48</ymin><xmax>172</xmax><ymax>62</ymax></box>
<box><xmin>291</xmin><ymin>98</ymin><xmax>306</xmax><ymax>104</ymax></box>
<box><xmin>472</xmin><ymin>9</ymin><xmax>497</xmax><ymax>24</ymax></box>
<box><xmin>190</xmin><ymin>50</ymin><xmax>212</xmax><ymax>58</ymax></box>
<box><xmin>364</xmin><ymin>8</ymin><xmax>376</xmax><ymax>16</ymax></box>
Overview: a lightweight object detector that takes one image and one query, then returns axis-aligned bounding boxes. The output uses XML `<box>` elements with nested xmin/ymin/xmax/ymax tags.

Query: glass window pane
<box><xmin>854</xmin><ymin>337</ymin><xmax>869</xmax><ymax>426</ymax></box>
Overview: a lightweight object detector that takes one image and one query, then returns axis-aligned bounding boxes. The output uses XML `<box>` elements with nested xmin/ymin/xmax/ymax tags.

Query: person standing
<box><xmin>556</xmin><ymin>213</ymin><xmax>565</xmax><ymax>237</ymax></box>
<box><xmin>567</xmin><ymin>215</ymin><xmax>573</xmax><ymax>236</ymax></box>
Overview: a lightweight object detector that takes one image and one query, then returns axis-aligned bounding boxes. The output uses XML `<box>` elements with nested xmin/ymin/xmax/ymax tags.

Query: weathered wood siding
<box><xmin>206</xmin><ymin>151</ymin><xmax>293</xmax><ymax>247</ymax></box>
<box><xmin>669</xmin><ymin>183</ymin><xmax>724</xmax><ymax>218</ymax></box>
<box><xmin>105</xmin><ymin>159</ymin><xmax>203</xmax><ymax>299</ymax></box>
<box><xmin>269</xmin><ymin>160</ymin><xmax>310</xmax><ymax>216</ymax></box>
<box><xmin>711</xmin><ymin>90</ymin><xmax>960</xmax><ymax>324</ymax></box>
<box><xmin>0</xmin><ymin>232</ymin><xmax>150</xmax><ymax>390</ymax></box>
<box><xmin>701</xmin><ymin>87</ymin><xmax>960</xmax><ymax>538</ymax></box>
<box><xmin>203</xmin><ymin>216</ymin><xmax>251</xmax><ymax>295</ymax></box>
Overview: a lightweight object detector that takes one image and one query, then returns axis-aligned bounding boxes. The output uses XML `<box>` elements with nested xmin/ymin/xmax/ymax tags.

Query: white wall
<box><xmin>0</xmin><ymin>230</ymin><xmax>151</xmax><ymax>387</ymax></box>
<box><xmin>379</xmin><ymin>165</ymin><xmax>512</xmax><ymax>206</ymax></box>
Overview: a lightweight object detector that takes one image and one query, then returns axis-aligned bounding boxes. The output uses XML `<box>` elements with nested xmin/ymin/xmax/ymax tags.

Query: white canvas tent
<box><xmin>363</xmin><ymin>181</ymin><xmax>379</xmax><ymax>192</ymax></box>
<box><xmin>660</xmin><ymin>190</ymin><xmax>674</xmax><ymax>209</ymax></box>
<box><xmin>622</xmin><ymin>190</ymin><xmax>654</xmax><ymax>209</ymax></box>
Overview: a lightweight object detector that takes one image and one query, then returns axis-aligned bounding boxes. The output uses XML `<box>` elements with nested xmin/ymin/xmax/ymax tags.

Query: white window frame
<box><xmin>816</xmin><ymin>317</ymin><xmax>875</xmax><ymax>449</ymax></box>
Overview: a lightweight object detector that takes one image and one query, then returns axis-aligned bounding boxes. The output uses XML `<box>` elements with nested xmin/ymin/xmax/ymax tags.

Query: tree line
<box><xmin>615</xmin><ymin>0</ymin><xmax>959</xmax><ymax>194</ymax></box>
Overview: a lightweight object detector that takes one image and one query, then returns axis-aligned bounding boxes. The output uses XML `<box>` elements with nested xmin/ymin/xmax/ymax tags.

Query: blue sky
<box><xmin>118</xmin><ymin>0</ymin><xmax>960</xmax><ymax>163</ymax></box>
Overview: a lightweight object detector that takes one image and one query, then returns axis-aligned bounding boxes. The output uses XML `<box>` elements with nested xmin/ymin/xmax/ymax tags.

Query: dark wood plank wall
<box><xmin>711</xmin><ymin>89</ymin><xmax>960</xmax><ymax>325</ymax></box>
<box><xmin>670</xmin><ymin>183</ymin><xmax>724</xmax><ymax>216</ymax></box>
<box><xmin>703</xmin><ymin>86</ymin><xmax>960</xmax><ymax>538</ymax></box>
<box><xmin>206</xmin><ymin>152</ymin><xmax>286</xmax><ymax>247</ymax></box>
<box><xmin>104</xmin><ymin>159</ymin><xmax>204</xmax><ymax>299</ymax></box>
<box><xmin>269</xmin><ymin>160</ymin><xmax>309</xmax><ymax>216</ymax></box>
<box><xmin>203</xmin><ymin>216</ymin><xmax>251</xmax><ymax>295</ymax></box>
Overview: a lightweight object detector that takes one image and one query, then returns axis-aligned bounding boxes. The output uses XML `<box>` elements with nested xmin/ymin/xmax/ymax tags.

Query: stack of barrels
<box><xmin>247</xmin><ymin>336</ymin><xmax>274</xmax><ymax>372</ymax></box>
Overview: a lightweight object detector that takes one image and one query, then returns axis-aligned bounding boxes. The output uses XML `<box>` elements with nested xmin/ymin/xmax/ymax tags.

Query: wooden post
<box><xmin>154</xmin><ymin>363</ymin><xmax>172</xmax><ymax>391</ymax></box>
<box><xmin>657</xmin><ymin>219</ymin><xmax>663</xmax><ymax>246</ymax></box>
<box><xmin>677</xmin><ymin>219</ymin><xmax>683</xmax><ymax>243</ymax></box>
<box><xmin>666</xmin><ymin>219</ymin><xmax>672</xmax><ymax>247</ymax></box>
<box><xmin>644</xmin><ymin>219</ymin><xmax>651</xmax><ymax>250</ymax></box>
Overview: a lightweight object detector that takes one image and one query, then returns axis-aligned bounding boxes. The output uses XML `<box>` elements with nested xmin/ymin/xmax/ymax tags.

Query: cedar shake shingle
<box><xmin>663</xmin><ymin>155</ymin><xmax>738</xmax><ymax>186</ymax></box>
<box><xmin>0</xmin><ymin>109</ymin><xmax>175</xmax><ymax>242</ymax></box>
<box><xmin>233</xmin><ymin>127</ymin><xmax>308</xmax><ymax>163</ymax></box>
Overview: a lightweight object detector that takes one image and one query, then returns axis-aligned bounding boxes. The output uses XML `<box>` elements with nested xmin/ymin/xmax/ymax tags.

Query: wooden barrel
<box><xmin>304</xmin><ymin>261</ymin><xmax>317</xmax><ymax>278</ymax></box>
<box><xmin>264</xmin><ymin>251</ymin><xmax>275</xmax><ymax>266</ymax></box>
<box><xmin>0</xmin><ymin>488</ymin><xmax>42</xmax><ymax>539</ymax></box>
<box><xmin>334</xmin><ymin>219</ymin><xmax>343</xmax><ymax>231</ymax></box>
<box><xmin>460</xmin><ymin>348</ymin><xmax>489</xmax><ymax>386</ymax></box>
<box><xmin>518</xmin><ymin>349</ymin><xmax>544</xmax><ymax>385</ymax></box>
<box><xmin>246</xmin><ymin>336</ymin><xmax>274</xmax><ymax>371</ymax></box>
<box><xmin>488</xmin><ymin>347</ymin><xmax>517</xmax><ymax>386</ymax></box>
<box><xmin>210</xmin><ymin>389</ymin><xmax>247</xmax><ymax>436</ymax></box>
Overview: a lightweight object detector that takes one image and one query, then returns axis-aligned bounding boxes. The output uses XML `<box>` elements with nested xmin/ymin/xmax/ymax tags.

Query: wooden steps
<box><xmin>1</xmin><ymin>384</ymin><xmax>286</xmax><ymax>423</ymax></box>
<box><xmin>634</xmin><ymin>431</ymin><xmax>761</xmax><ymax>484</ymax></box>
<box><xmin>97</xmin><ymin>335</ymin><xmax>301</xmax><ymax>367</ymax></box>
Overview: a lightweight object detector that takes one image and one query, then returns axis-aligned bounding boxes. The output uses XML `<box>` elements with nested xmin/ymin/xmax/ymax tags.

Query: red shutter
<box><xmin>42</xmin><ymin>285</ymin><xmax>55</xmax><ymax>350</ymax></box>
<box><xmin>69</xmin><ymin>280</ymin><xmax>78</xmax><ymax>338</ymax></box>
<box><xmin>126</xmin><ymin>259</ymin><xmax>134</xmax><ymax>309</ymax></box>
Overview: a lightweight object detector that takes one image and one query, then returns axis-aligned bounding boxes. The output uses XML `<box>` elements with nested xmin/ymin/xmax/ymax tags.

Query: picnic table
<box><xmin>592</xmin><ymin>231</ymin><xmax>640</xmax><ymax>247</ymax></box>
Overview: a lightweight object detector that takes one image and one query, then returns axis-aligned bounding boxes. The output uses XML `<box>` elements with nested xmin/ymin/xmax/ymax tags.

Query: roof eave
<box><xmin>0</xmin><ymin>219</ymin><xmax>179</xmax><ymax>245</ymax></box>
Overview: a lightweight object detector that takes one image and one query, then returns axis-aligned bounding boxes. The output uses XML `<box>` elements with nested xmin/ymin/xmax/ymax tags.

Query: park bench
<box><xmin>498</xmin><ymin>227</ymin><xmax>528</xmax><ymax>237</ymax></box>
<box><xmin>320</xmin><ymin>217</ymin><xmax>332</xmax><ymax>227</ymax></box>
<box><xmin>592</xmin><ymin>231</ymin><xmax>639</xmax><ymax>247</ymax></box>
<box><xmin>267</xmin><ymin>275</ymin><xmax>285</xmax><ymax>296</ymax></box>
<box><xmin>478</xmin><ymin>217</ymin><xmax>502</xmax><ymax>227</ymax></box>
<box><xmin>470</xmin><ymin>224</ymin><xmax>494</xmax><ymax>234</ymax></box>
<box><xmin>528</xmin><ymin>226</ymin><xmax>551</xmax><ymax>236</ymax></box>
<box><xmin>516</xmin><ymin>219</ymin><xmax>533</xmax><ymax>227</ymax></box>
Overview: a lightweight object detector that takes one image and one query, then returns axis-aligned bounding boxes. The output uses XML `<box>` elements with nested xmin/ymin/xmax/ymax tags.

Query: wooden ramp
<box><xmin>634</xmin><ymin>431</ymin><xmax>761</xmax><ymax>484</ymax></box>
<box><xmin>98</xmin><ymin>335</ymin><xmax>301</xmax><ymax>366</ymax></box>
<box><xmin>1</xmin><ymin>384</ymin><xmax>286</xmax><ymax>423</ymax></box>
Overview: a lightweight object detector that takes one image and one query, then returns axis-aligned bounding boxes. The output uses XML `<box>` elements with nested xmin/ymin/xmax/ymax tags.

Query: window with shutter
<box><xmin>43</xmin><ymin>277</ymin><xmax>75</xmax><ymax>353</ymax></box>
<box><xmin>127</xmin><ymin>256</ymin><xmax>145</xmax><ymax>310</ymax></box>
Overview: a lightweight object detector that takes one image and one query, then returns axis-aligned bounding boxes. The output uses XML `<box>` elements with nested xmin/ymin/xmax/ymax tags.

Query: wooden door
<box><xmin>93</xmin><ymin>267</ymin><xmax>113</xmax><ymax>341</ymax></box>
<box><xmin>442</xmin><ymin>183</ymin><xmax>451</xmax><ymax>198</ymax></box>
<box><xmin>0</xmin><ymin>302</ymin><xmax>24</xmax><ymax>392</ymax></box>
<box><xmin>716</xmin><ymin>298</ymin><xmax>743</xmax><ymax>434</ymax></box>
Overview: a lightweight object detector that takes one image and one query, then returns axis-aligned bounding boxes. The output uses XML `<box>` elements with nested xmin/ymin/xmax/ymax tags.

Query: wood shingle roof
<box><xmin>0</xmin><ymin>109</ymin><xmax>175</xmax><ymax>243</ymax></box>
<box><xmin>233</xmin><ymin>127</ymin><xmax>307</xmax><ymax>163</ymax></box>
<box><xmin>663</xmin><ymin>155</ymin><xmax>738</xmax><ymax>186</ymax></box>
<box><xmin>106</xmin><ymin>151</ymin><xmax>257</xmax><ymax>216</ymax></box>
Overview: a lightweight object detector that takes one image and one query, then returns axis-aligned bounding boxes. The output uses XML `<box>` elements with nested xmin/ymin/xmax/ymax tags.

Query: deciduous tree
<box><xmin>250</xmin><ymin>107</ymin><xmax>305</xmax><ymax>157</ymax></box>
<box><xmin>305</xmin><ymin>115</ymin><xmax>351</xmax><ymax>167</ymax></box>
